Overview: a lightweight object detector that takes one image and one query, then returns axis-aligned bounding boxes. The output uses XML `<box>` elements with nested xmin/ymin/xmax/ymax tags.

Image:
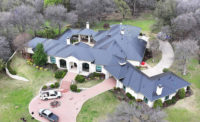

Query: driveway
<box><xmin>29</xmin><ymin>75</ymin><xmax>116</xmax><ymax>122</ymax></box>
<box><xmin>142</xmin><ymin>40</ymin><xmax>174</xmax><ymax>77</ymax></box>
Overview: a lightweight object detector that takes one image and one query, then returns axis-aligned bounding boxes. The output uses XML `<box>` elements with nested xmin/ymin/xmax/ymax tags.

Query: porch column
<box><xmin>78</xmin><ymin>63</ymin><xmax>81</xmax><ymax>73</ymax></box>
<box><xmin>78</xmin><ymin>35</ymin><xmax>81</xmax><ymax>42</ymax></box>
<box><xmin>88</xmin><ymin>36</ymin><xmax>91</xmax><ymax>43</ymax></box>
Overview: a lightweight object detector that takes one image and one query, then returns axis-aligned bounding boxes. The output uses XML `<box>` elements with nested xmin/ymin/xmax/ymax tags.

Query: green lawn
<box><xmin>0</xmin><ymin>54</ymin><xmax>57</xmax><ymax>122</ymax></box>
<box><xmin>77</xmin><ymin>79</ymin><xmax>103</xmax><ymax>88</ymax></box>
<box><xmin>93</xmin><ymin>12</ymin><xmax>155</xmax><ymax>34</ymax></box>
<box><xmin>165</xmin><ymin>59</ymin><xmax>200</xmax><ymax>122</ymax></box>
<box><xmin>77</xmin><ymin>91</ymin><xmax>119</xmax><ymax>122</ymax></box>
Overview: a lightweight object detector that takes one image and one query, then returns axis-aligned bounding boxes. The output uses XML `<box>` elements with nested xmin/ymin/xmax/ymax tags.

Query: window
<box><xmin>50</xmin><ymin>56</ymin><xmax>56</xmax><ymax>64</ymax></box>
<box><xmin>60</xmin><ymin>59</ymin><xmax>67</xmax><ymax>68</ymax></box>
<box><xmin>123</xmin><ymin>85</ymin><xmax>126</xmax><ymax>90</ymax></box>
<box><xmin>165</xmin><ymin>96</ymin><xmax>169</xmax><ymax>100</ymax></box>
<box><xmin>96</xmin><ymin>65</ymin><xmax>102</xmax><ymax>72</ymax></box>
<box><xmin>144</xmin><ymin>97</ymin><xmax>148</xmax><ymax>103</ymax></box>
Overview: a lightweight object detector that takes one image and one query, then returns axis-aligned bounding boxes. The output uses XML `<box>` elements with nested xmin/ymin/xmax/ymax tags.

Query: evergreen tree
<box><xmin>32</xmin><ymin>43</ymin><xmax>47</xmax><ymax>66</ymax></box>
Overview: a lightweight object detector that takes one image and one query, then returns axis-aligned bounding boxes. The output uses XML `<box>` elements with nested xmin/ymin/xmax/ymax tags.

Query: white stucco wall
<box><xmin>116</xmin><ymin>80</ymin><xmax>123</xmax><ymax>88</ymax></box>
<box><xmin>128</xmin><ymin>60</ymin><xmax>140</xmax><ymax>66</ymax></box>
<box><xmin>25</xmin><ymin>47</ymin><xmax>34</xmax><ymax>54</ymax></box>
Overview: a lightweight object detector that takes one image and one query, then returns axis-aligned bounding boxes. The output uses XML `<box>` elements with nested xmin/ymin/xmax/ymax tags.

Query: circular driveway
<box><xmin>29</xmin><ymin>78</ymin><xmax>116</xmax><ymax>122</ymax></box>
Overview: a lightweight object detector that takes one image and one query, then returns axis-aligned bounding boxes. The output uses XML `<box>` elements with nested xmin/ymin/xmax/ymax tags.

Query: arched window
<box><xmin>60</xmin><ymin>59</ymin><xmax>66</xmax><ymax>68</ymax></box>
<box><xmin>82</xmin><ymin>63</ymin><xmax>89</xmax><ymax>72</ymax></box>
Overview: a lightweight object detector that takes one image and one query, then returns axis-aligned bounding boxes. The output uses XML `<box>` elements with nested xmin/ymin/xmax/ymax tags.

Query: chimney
<box><xmin>121</xmin><ymin>28</ymin><xmax>125</xmax><ymax>35</ymax></box>
<box><xmin>66</xmin><ymin>37</ymin><xmax>70</xmax><ymax>45</ymax></box>
<box><xmin>86</xmin><ymin>21</ymin><xmax>90</xmax><ymax>29</ymax></box>
<box><xmin>156</xmin><ymin>84</ymin><xmax>163</xmax><ymax>96</ymax></box>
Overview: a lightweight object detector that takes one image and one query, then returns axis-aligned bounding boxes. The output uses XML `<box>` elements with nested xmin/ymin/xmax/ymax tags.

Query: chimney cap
<box><xmin>158</xmin><ymin>84</ymin><xmax>163</xmax><ymax>88</ymax></box>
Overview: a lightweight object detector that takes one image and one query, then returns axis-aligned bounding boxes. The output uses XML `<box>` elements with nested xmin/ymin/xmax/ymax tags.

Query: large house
<box><xmin>25</xmin><ymin>22</ymin><xmax>190</xmax><ymax>107</ymax></box>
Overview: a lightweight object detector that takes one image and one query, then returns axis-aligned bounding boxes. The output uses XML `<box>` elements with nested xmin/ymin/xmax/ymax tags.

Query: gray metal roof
<box><xmin>27</xmin><ymin>24</ymin><xmax>190</xmax><ymax>102</ymax></box>
<box><xmin>105</xmin><ymin>56</ymin><xmax>190</xmax><ymax>101</ymax></box>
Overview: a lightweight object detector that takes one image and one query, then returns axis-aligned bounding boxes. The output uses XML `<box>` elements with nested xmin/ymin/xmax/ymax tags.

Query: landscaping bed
<box><xmin>70</xmin><ymin>73</ymin><xmax>105</xmax><ymax>92</ymax></box>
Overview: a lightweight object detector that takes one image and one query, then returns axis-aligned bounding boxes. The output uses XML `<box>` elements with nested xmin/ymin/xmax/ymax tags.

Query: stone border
<box><xmin>5</xmin><ymin>51</ymin><xmax>29</xmax><ymax>82</ymax></box>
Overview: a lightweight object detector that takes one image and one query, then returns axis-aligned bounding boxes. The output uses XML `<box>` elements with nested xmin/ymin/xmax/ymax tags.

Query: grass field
<box><xmin>0</xmin><ymin>54</ymin><xmax>57</xmax><ymax>122</ymax></box>
<box><xmin>77</xmin><ymin>91</ymin><xmax>119</xmax><ymax>122</ymax></box>
<box><xmin>77</xmin><ymin>79</ymin><xmax>103</xmax><ymax>88</ymax></box>
<box><xmin>165</xmin><ymin>59</ymin><xmax>200</xmax><ymax>122</ymax></box>
<box><xmin>93</xmin><ymin>12</ymin><xmax>155</xmax><ymax>34</ymax></box>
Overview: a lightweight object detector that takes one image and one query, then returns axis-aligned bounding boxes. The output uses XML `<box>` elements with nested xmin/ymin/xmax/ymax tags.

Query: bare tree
<box><xmin>105</xmin><ymin>102</ymin><xmax>167</xmax><ymax>122</ymax></box>
<box><xmin>32</xmin><ymin>0</ymin><xmax>44</xmax><ymax>14</ymax></box>
<box><xmin>11</xmin><ymin>5</ymin><xmax>36</xmax><ymax>33</ymax></box>
<box><xmin>173</xmin><ymin>40</ymin><xmax>199</xmax><ymax>75</ymax></box>
<box><xmin>0</xmin><ymin>36</ymin><xmax>12</xmax><ymax>61</ymax></box>
<box><xmin>172</xmin><ymin>13</ymin><xmax>197</xmax><ymax>40</ymax></box>
<box><xmin>13</xmin><ymin>33</ymin><xmax>32</xmax><ymax>50</ymax></box>
<box><xmin>149</xmin><ymin>40</ymin><xmax>160</xmax><ymax>63</ymax></box>
<box><xmin>31</xmin><ymin>13</ymin><xmax>45</xmax><ymax>36</ymax></box>
<box><xmin>45</xmin><ymin>5</ymin><xmax>68</xmax><ymax>35</ymax></box>
<box><xmin>73</xmin><ymin>0</ymin><xmax>115</xmax><ymax>26</ymax></box>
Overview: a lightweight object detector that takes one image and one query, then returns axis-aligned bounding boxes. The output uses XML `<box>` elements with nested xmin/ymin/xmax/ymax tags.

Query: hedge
<box><xmin>50</xmin><ymin>84</ymin><xmax>55</xmax><ymax>88</ymax></box>
<box><xmin>75</xmin><ymin>75</ymin><xmax>85</xmax><ymax>83</ymax></box>
<box><xmin>55</xmin><ymin>70</ymin><xmax>67</xmax><ymax>79</ymax></box>
<box><xmin>54</xmin><ymin>82</ymin><xmax>60</xmax><ymax>88</ymax></box>
<box><xmin>177</xmin><ymin>88</ymin><xmax>185</xmax><ymax>99</ymax></box>
<box><xmin>42</xmin><ymin>85</ymin><xmax>48</xmax><ymax>90</ymax></box>
<box><xmin>126</xmin><ymin>92</ymin><xmax>135</xmax><ymax>101</ymax></box>
<box><xmin>163</xmin><ymin>68</ymin><xmax>169</xmax><ymax>72</ymax></box>
<box><xmin>70</xmin><ymin>84</ymin><xmax>77</xmax><ymax>92</ymax></box>
<box><xmin>153</xmin><ymin>99</ymin><xmax>163</xmax><ymax>108</ymax></box>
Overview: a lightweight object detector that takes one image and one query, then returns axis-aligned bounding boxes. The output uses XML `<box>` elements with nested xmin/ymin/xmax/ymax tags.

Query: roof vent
<box><xmin>119</xmin><ymin>62</ymin><xmax>126</xmax><ymax>65</ymax></box>
<box><xmin>156</xmin><ymin>84</ymin><xmax>163</xmax><ymax>96</ymax></box>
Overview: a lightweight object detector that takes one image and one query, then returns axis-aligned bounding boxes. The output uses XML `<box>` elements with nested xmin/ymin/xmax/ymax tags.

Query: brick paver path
<box><xmin>29</xmin><ymin>75</ymin><xmax>116</xmax><ymax>122</ymax></box>
<box><xmin>60</xmin><ymin>72</ymin><xmax>77</xmax><ymax>93</ymax></box>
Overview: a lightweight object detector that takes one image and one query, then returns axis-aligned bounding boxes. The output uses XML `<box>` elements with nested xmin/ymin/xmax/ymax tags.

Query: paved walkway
<box><xmin>142</xmin><ymin>40</ymin><xmax>174</xmax><ymax>77</ymax></box>
<box><xmin>60</xmin><ymin>72</ymin><xmax>77</xmax><ymax>93</ymax></box>
<box><xmin>29</xmin><ymin>76</ymin><xmax>116</xmax><ymax>122</ymax></box>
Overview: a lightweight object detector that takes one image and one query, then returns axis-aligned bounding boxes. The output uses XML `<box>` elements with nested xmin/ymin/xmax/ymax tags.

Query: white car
<box><xmin>40</xmin><ymin>90</ymin><xmax>62</xmax><ymax>100</ymax></box>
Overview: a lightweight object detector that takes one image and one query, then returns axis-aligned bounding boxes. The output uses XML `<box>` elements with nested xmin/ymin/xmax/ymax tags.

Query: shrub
<box><xmin>32</xmin><ymin>43</ymin><xmax>47</xmax><ymax>66</ymax></box>
<box><xmin>165</xmin><ymin>100</ymin><xmax>172</xmax><ymax>105</ymax></box>
<box><xmin>136</xmin><ymin>99</ymin><xmax>143</xmax><ymax>102</ymax></box>
<box><xmin>0</xmin><ymin>59</ymin><xmax>5</xmax><ymax>72</ymax></box>
<box><xmin>153</xmin><ymin>99</ymin><xmax>163</xmax><ymax>108</ymax></box>
<box><xmin>70</xmin><ymin>84</ymin><xmax>77</xmax><ymax>92</ymax></box>
<box><xmin>77</xmin><ymin>89</ymin><xmax>81</xmax><ymax>92</ymax></box>
<box><xmin>54</xmin><ymin>82</ymin><xmax>60</xmax><ymax>88</ymax></box>
<box><xmin>54</xmin><ymin>70</ymin><xmax>67</xmax><ymax>79</ymax></box>
<box><xmin>126</xmin><ymin>92</ymin><xmax>135</xmax><ymax>101</ymax></box>
<box><xmin>75</xmin><ymin>75</ymin><xmax>85</xmax><ymax>83</ymax></box>
<box><xmin>178</xmin><ymin>88</ymin><xmax>185</xmax><ymax>99</ymax></box>
<box><xmin>172</xmin><ymin>96</ymin><xmax>176</xmax><ymax>104</ymax></box>
<box><xmin>40</xmin><ymin>67</ymin><xmax>43</xmax><ymax>70</ymax></box>
<box><xmin>50</xmin><ymin>84</ymin><xmax>55</xmax><ymax>88</ymax></box>
<box><xmin>163</xmin><ymin>68</ymin><xmax>169</xmax><ymax>72</ymax></box>
<box><xmin>42</xmin><ymin>85</ymin><xmax>47</xmax><ymax>90</ymax></box>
